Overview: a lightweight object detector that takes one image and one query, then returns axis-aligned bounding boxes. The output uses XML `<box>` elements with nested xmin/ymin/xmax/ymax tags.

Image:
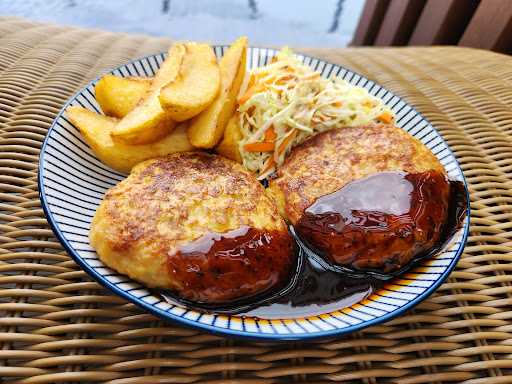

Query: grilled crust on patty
<box><xmin>267</xmin><ymin>124</ymin><xmax>446</xmax><ymax>225</ymax></box>
<box><xmin>90</xmin><ymin>152</ymin><xmax>292</xmax><ymax>302</ymax></box>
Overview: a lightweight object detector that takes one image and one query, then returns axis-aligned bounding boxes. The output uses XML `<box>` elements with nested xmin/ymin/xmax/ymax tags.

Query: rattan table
<box><xmin>1</xmin><ymin>16</ymin><xmax>512</xmax><ymax>384</ymax></box>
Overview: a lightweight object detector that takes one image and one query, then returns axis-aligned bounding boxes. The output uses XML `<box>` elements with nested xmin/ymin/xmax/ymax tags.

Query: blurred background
<box><xmin>0</xmin><ymin>0</ymin><xmax>365</xmax><ymax>47</ymax></box>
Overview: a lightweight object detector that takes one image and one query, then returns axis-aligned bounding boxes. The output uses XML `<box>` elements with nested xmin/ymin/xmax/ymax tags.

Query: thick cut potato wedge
<box><xmin>111</xmin><ymin>43</ymin><xmax>186</xmax><ymax>145</ymax></box>
<box><xmin>159</xmin><ymin>43</ymin><xmax>220</xmax><ymax>122</ymax></box>
<box><xmin>187</xmin><ymin>36</ymin><xmax>247</xmax><ymax>148</ymax></box>
<box><xmin>95</xmin><ymin>75</ymin><xmax>150</xmax><ymax>118</ymax></box>
<box><xmin>67</xmin><ymin>106</ymin><xmax>193</xmax><ymax>173</ymax></box>
<box><xmin>215</xmin><ymin>113</ymin><xmax>242</xmax><ymax>162</ymax></box>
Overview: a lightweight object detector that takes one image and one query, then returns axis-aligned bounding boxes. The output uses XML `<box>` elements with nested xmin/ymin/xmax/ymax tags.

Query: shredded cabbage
<box><xmin>238</xmin><ymin>48</ymin><xmax>394</xmax><ymax>180</ymax></box>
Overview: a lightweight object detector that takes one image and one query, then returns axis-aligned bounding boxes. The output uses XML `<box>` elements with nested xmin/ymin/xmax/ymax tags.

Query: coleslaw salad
<box><xmin>238</xmin><ymin>48</ymin><xmax>394</xmax><ymax>179</ymax></box>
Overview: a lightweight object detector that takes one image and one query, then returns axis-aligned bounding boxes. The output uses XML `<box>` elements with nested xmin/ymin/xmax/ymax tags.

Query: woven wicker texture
<box><xmin>1</xmin><ymin>16</ymin><xmax>512</xmax><ymax>383</ymax></box>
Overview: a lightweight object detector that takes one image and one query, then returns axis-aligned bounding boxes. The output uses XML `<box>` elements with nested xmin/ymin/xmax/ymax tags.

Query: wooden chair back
<box><xmin>352</xmin><ymin>0</ymin><xmax>512</xmax><ymax>53</ymax></box>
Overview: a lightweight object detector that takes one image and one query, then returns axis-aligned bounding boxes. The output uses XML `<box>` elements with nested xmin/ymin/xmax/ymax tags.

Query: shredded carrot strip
<box><xmin>332</xmin><ymin>101</ymin><xmax>343</xmax><ymax>107</ymax></box>
<box><xmin>261</xmin><ymin>156</ymin><xmax>275</xmax><ymax>174</ymax></box>
<box><xmin>264</xmin><ymin>126</ymin><xmax>277</xmax><ymax>142</ymax></box>
<box><xmin>261</xmin><ymin>75</ymin><xmax>275</xmax><ymax>84</ymax></box>
<box><xmin>247</xmin><ymin>73</ymin><xmax>259</xmax><ymax>88</ymax></box>
<box><xmin>238</xmin><ymin>84</ymin><xmax>266</xmax><ymax>105</ymax></box>
<box><xmin>275</xmin><ymin>74</ymin><xmax>294</xmax><ymax>85</ymax></box>
<box><xmin>378</xmin><ymin>111</ymin><xmax>393</xmax><ymax>124</ymax></box>
<box><xmin>246</xmin><ymin>79</ymin><xmax>254</xmax><ymax>89</ymax></box>
<box><xmin>244</xmin><ymin>141</ymin><xmax>275</xmax><ymax>152</ymax></box>
<box><xmin>278</xmin><ymin>129</ymin><xmax>297</xmax><ymax>155</ymax></box>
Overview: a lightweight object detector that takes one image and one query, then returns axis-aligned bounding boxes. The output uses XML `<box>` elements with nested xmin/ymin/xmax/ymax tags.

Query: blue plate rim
<box><xmin>38</xmin><ymin>47</ymin><xmax>471</xmax><ymax>341</ymax></box>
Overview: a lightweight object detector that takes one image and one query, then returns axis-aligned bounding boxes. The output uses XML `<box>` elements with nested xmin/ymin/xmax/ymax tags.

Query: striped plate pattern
<box><xmin>39</xmin><ymin>47</ymin><xmax>470</xmax><ymax>340</ymax></box>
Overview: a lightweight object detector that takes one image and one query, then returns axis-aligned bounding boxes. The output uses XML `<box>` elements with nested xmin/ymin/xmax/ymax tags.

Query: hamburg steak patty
<box><xmin>268</xmin><ymin>124</ymin><xmax>450</xmax><ymax>272</ymax></box>
<box><xmin>90</xmin><ymin>152</ymin><xmax>294</xmax><ymax>303</ymax></box>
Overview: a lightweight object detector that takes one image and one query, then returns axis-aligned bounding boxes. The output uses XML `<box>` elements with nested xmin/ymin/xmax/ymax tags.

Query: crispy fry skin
<box><xmin>95</xmin><ymin>75</ymin><xmax>150</xmax><ymax>118</ymax></box>
<box><xmin>159</xmin><ymin>43</ymin><xmax>220</xmax><ymax>121</ymax></box>
<box><xmin>187</xmin><ymin>36</ymin><xmax>247</xmax><ymax>148</ymax></box>
<box><xmin>111</xmin><ymin>43</ymin><xmax>186</xmax><ymax>144</ymax></box>
<box><xmin>66</xmin><ymin>106</ymin><xmax>193</xmax><ymax>173</ymax></box>
<box><xmin>215</xmin><ymin>113</ymin><xmax>243</xmax><ymax>162</ymax></box>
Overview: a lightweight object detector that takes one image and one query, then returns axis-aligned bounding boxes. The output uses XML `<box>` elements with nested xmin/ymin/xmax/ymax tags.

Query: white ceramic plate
<box><xmin>39</xmin><ymin>47</ymin><xmax>470</xmax><ymax>340</ymax></box>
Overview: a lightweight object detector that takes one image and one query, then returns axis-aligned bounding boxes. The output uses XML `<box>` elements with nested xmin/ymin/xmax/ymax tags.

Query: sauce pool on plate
<box><xmin>159</xmin><ymin>172</ymin><xmax>467</xmax><ymax>319</ymax></box>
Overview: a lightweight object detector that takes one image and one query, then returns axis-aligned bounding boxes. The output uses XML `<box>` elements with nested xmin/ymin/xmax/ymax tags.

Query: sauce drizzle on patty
<box><xmin>296</xmin><ymin>171</ymin><xmax>451</xmax><ymax>273</ymax></box>
<box><xmin>159</xmin><ymin>175</ymin><xmax>466</xmax><ymax>318</ymax></box>
<box><xmin>167</xmin><ymin>226</ymin><xmax>294</xmax><ymax>303</ymax></box>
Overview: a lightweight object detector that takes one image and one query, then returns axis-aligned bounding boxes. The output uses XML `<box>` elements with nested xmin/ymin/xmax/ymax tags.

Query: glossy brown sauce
<box><xmin>166</xmin><ymin>226</ymin><xmax>294</xmax><ymax>303</ymax></box>
<box><xmin>241</xmin><ymin>244</ymin><xmax>381</xmax><ymax>319</ymax></box>
<box><xmin>159</xmin><ymin>172</ymin><xmax>467</xmax><ymax>319</ymax></box>
<box><xmin>297</xmin><ymin>171</ymin><xmax>451</xmax><ymax>273</ymax></box>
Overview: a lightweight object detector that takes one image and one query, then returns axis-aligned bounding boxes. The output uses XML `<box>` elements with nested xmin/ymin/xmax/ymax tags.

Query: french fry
<box><xmin>111</xmin><ymin>43</ymin><xmax>186</xmax><ymax>145</ymax></box>
<box><xmin>95</xmin><ymin>75</ymin><xmax>150</xmax><ymax>118</ymax></box>
<box><xmin>215</xmin><ymin>113</ymin><xmax>243</xmax><ymax>162</ymax></box>
<box><xmin>159</xmin><ymin>43</ymin><xmax>220</xmax><ymax>122</ymax></box>
<box><xmin>187</xmin><ymin>36</ymin><xmax>247</xmax><ymax>148</ymax></box>
<box><xmin>67</xmin><ymin>106</ymin><xmax>193</xmax><ymax>173</ymax></box>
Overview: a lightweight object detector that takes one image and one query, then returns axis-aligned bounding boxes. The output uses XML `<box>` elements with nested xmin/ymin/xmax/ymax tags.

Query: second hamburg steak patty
<box><xmin>268</xmin><ymin>124</ymin><xmax>450</xmax><ymax>272</ymax></box>
<box><xmin>90</xmin><ymin>152</ymin><xmax>294</xmax><ymax>303</ymax></box>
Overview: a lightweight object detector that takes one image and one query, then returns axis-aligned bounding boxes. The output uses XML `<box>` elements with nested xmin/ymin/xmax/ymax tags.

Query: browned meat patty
<box><xmin>268</xmin><ymin>124</ymin><xmax>450</xmax><ymax>273</ymax></box>
<box><xmin>91</xmin><ymin>152</ymin><xmax>295</xmax><ymax>303</ymax></box>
